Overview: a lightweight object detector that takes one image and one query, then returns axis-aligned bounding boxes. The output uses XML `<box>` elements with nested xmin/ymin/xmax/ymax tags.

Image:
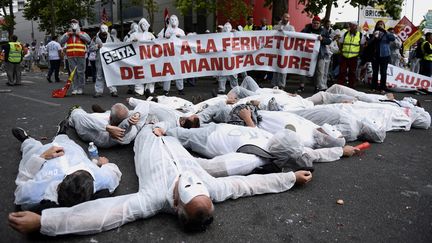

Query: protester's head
<box><xmin>267</xmin><ymin>129</ymin><xmax>303</xmax><ymax>162</ymax></box>
<box><xmin>311</xmin><ymin>16</ymin><xmax>321</xmax><ymax>30</ymax></box>
<box><xmin>10</xmin><ymin>35</ymin><xmax>18</xmax><ymax>42</ymax></box>
<box><xmin>247</xmin><ymin>16</ymin><xmax>254</xmax><ymax>25</ymax></box>
<box><xmin>138</xmin><ymin>18</ymin><xmax>150</xmax><ymax>33</ymax></box>
<box><xmin>130</xmin><ymin>22</ymin><xmax>138</xmax><ymax>33</ymax></box>
<box><xmin>388</xmin><ymin>27</ymin><xmax>395</xmax><ymax>33</ymax></box>
<box><xmin>70</xmin><ymin>19</ymin><xmax>80</xmax><ymax>31</ymax></box>
<box><xmin>57</xmin><ymin>170</ymin><xmax>94</xmax><ymax>207</ymax></box>
<box><xmin>170</xmin><ymin>15</ymin><xmax>179</xmax><ymax>28</ymax></box>
<box><xmin>179</xmin><ymin>115</ymin><xmax>200</xmax><ymax>129</ymax></box>
<box><xmin>261</xmin><ymin>18</ymin><xmax>268</xmax><ymax>26</ymax></box>
<box><xmin>281</xmin><ymin>13</ymin><xmax>290</xmax><ymax>25</ymax></box>
<box><xmin>109</xmin><ymin>103</ymin><xmax>130</xmax><ymax>126</ymax></box>
<box><xmin>426</xmin><ymin>32</ymin><xmax>432</xmax><ymax>43</ymax></box>
<box><xmin>374</xmin><ymin>20</ymin><xmax>385</xmax><ymax>31</ymax></box>
<box><xmin>223</xmin><ymin>22</ymin><xmax>232</xmax><ymax>33</ymax></box>
<box><xmin>324</xmin><ymin>19</ymin><xmax>331</xmax><ymax>29</ymax></box>
<box><xmin>99</xmin><ymin>24</ymin><xmax>109</xmax><ymax>37</ymax></box>
<box><xmin>111</xmin><ymin>28</ymin><xmax>118</xmax><ymax>38</ymax></box>
<box><xmin>349</xmin><ymin>22</ymin><xmax>358</xmax><ymax>33</ymax></box>
<box><xmin>174</xmin><ymin>171</ymin><xmax>214</xmax><ymax>232</ymax></box>
<box><xmin>217</xmin><ymin>25</ymin><xmax>224</xmax><ymax>32</ymax></box>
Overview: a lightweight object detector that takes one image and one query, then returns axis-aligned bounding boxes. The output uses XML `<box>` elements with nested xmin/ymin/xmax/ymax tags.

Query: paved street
<box><xmin>1</xmin><ymin>70</ymin><xmax>431</xmax><ymax>242</ymax></box>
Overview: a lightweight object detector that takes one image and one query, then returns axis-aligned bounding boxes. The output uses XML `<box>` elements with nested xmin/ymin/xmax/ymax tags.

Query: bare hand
<box><xmin>153</xmin><ymin>127</ymin><xmax>165</xmax><ymax>137</ymax></box>
<box><xmin>343</xmin><ymin>145</ymin><xmax>360</xmax><ymax>157</ymax></box>
<box><xmin>106</xmin><ymin>125</ymin><xmax>125</xmax><ymax>141</ymax></box>
<box><xmin>386</xmin><ymin>93</ymin><xmax>395</xmax><ymax>100</ymax></box>
<box><xmin>294</xmin><ymin>170</ymin><xmax>312</xmax><ymax>185</ymax></box>
<box><xmin>226</xmin><ymin>98</ymin><xmax>237</xmax><ymax>105</ymax></box>
<box><xmin>318</xmin><ymin>35</ymin><xmax>323</xmax><ymax>41</ymax></box>
<box><xmin>97</xmin><ymin>156</ymin><xmax>109</xmax><ymax>166</ymax></box>
<box><xmin>238</xmin><ymin>107</ymin><xmax>252</xmax><ymax>120</ymax></box>
<box><xmin>250</xmin><ymin>100</ymin><xmax>260</xmax><ymax>107</ymax></box>
<box><xmin>128</xmin><ymin>112</ymin><xmax>140</xmax><ymax>125</ymax></box>
<box><xmin>8</xmin><ymin>211</ymin><xmax>41</xmax><ymax>234</ymax></box>
<box><xmin>40</xmin><ymin>146</ymin><xmax>64</xmax><ymax>160</ymax></box>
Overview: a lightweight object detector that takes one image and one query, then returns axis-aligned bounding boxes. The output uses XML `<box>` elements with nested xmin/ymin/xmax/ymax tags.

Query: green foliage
<box><xmin>23</xmin><ymin>0</ymin><xmax>95</xmax><ymax>35</ymax></box>
<box><xmin>130</xmin><ymin>0</ymin><xmax>158</xmax><ymax>26</ymax></box>
<box><xmin>296</xmin><ymin>0</ymin><xmax>403</xmax><ymax>20</ymax></box>
<box><xmin>175</xmin><ymin>0</ymin><xmax>251</xmax><ymax>22</ymax></box>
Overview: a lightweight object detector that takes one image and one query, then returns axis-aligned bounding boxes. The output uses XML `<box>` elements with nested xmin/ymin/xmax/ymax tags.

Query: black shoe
<box><xmin>178</xmin><ymin>89</ymin><xmax>185</xmax><ymax>95</ymax></box>
<box><xmin>6</xmin><ymin>82</ymin><xmax>14</xmax><ymax>86</ymax></box>
<box><xmin>56</xmin><ymin>119</ymin><xmax>68</xmax><ymax>135</ymax></box>
<box><xmin>127</xmin><ymin>89</ymin><xmax>134</xmax><ymax>94</ymax></box>
<box><xmin>12</xmin><ymin>127</ymin><xmax>29</xmax><ymax>142</ymax></box>
<box><xmin>47</xmin><ymin>77</ymin><xmax>52</xmax><ymax>83</ymax></box>
<box><xmin>163</xmin><ymin>91</ymin><xmax>169</xmax><ymax>96</ymax></box>
<box><xmin>67</xmin><ymin>105</ymin><xmax>81</xmax><ymax>119</ymax></box>
<box><xmin>110</xmin><ymin>91</ymin><xmax>118</xmax><ymax>97</ymax></box>
<box><xmin>296</xmin><ymin>86</ymin><xmax>305</xmax><ymax>93</ymax></box>
<box><xmin>134</xmin><ymin>92</ymin><xmax>142</xmax><ymax>97</ymax></box>
<box><xmin>211</xmin><ymin>89</ymin><xmax>217</xmax><ymax>98</ymax></box>
<box><xmin>55</xmin><ymin>79</ymin><xmax>61</xmax><ymax>83</ymax></box>
<box><xmin>92</xmin><ymin>104</ymin><xmax>106</xmax><ymax>113</ymax></box>
<box><xmin>93</xmin><ymin>93</ymin><xmax>103</xmax><ymax>98</ymax></box>
<box><xmin>144</xmin><ymin>89</ymin><xmax>151</xmax><ymax>98</ymax></box>
<box><xmin>217</xmin><ymin>91</ymin><xmax>225</xmax><ymax>95</ymax></box>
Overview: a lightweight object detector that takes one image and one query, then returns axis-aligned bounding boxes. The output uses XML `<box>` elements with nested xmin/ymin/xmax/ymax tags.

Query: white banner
<box><xmin>359</xmin><ymin>5</ymin><xmax>399</xmax><ymax>34</ymax></box>
<box><xmin>100</xmin><ymin>31</ymin><xmax>321</xmax><ymax>86</ymax></box>
<box><xmin>386</xmin><ymin>64</ymin><xmax>432</xmax><ymax>92</ymax></box>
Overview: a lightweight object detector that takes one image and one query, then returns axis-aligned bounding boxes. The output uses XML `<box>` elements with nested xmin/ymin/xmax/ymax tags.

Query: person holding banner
<box><xmin>368</xmin><ymin>20</ymin><xmax>395</xmax><ymax>94</ymax></box>
<box><xmin>420</xmin><ymin>32</ymin><xmax>432</xmax><ymax>77</ymax></box>
<box><xmin>91</xmin><ymin>24</ymin><xmax>119</xmax><ymax>98</ymax></box>
<box><xmin>159</xmin><ymin>15</ymin><xmax>186</xmax><ymax>96</ymax></box>
<box><xmin>59</xmin><ymin>19</ymin><xmax>91</xmax><ymax>95</ymax></box>
<box><xmin>271</xmin><ymin>13</ymin><xmax>295</xmax><ymax>90</ymax></box>
<box><xmin>127</xmin><ymin>18</ymin><xmax>156</xmax><ymax>97</ymax></box>
<box><xmin>388</xmin><ymin>28</ymin><xmax>402</xmax><ymax>67</ymax></box>
<box><xmin>216</xmin><ymin>22</ymin><xmax>239</xmax><ymax>94</ymax></box>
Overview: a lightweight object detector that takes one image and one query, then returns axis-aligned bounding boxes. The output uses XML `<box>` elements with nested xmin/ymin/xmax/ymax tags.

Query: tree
<box><xmin>296</xmin><ymin>0</ymin><xmax>403</xmax><ymax>21</ymax></box>
<box><xmin>130</xmin><ymin>0</ymin><xmax>158</xmax><ymax>27</ymax></box>
<box><xmin>263</xmin><ymin>0</ymin><xmax>288</xmax><ymax>24</ymax></box>
<box><xmin>23</xmin><ymin>0</ymin><xmax>95</xmax><ymax>37</ymax></box>
<box><xmin>0</xmin><ymin>0</ymin><xmax>15</xmax><ymax>37</ymax></box>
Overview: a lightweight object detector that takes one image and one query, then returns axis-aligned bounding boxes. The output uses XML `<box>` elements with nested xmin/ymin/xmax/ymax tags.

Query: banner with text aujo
<box><xmin>386</xmin><ymin>64</ymin><xmax>432</xmax><ymax>92</ymax></box>
<box><xmin>100</xmin><ymin>31</ymin><xmax>321</xmax><ymax>86</ymax></box>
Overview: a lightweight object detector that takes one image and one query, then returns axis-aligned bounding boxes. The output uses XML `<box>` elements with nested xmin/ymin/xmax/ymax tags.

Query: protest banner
<box><xmin>100</xmin><ymin>31</ymin><xmax>321</xmax><ymax>87</ymax></box>
<box><xmin>386</xmin><ymin>64</ymin><xmax>432</xmax><ymax>92</ymax></box>
<box><xmin>403</xmin><ymin>29</ymin><xmax>423</xmax><ymax>51</ymax></box>
<box><xmin>395</xmin><ymin>16</ymin><xmax>417</xmax><ymax>43</ymax></box>
<box><xmin>359</xmin><ymin>5</ymin><xmax>399</xmax><ymax>34</ymax></box>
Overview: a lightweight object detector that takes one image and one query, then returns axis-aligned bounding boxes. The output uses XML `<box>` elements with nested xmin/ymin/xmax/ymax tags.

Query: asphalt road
<box><xmin>1</xmin><ymin>70</ymin><xmax>431</xmax><ymax>242</ymax></box>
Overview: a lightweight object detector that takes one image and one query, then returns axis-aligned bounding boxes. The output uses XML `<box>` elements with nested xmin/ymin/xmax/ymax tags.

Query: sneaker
<box><xmin>163</xmin><ymin>91</ymin><xmax>169</xmax><ymax>96</ymax></box>
<box><xmin>127</xmin><ymin>89</ymin><xmax>134</xmax><ymax>94</ymax></box>
<box><xmin>92</xmin><ymin>104</ymin><xmax>106</xmax><ymax>113</ymax></box>
<box><xmin>12</xmin><ymin>127</ymin><xmax>29</xmax><ymax>142</ymax></box>
<box><xmin>178</xmin><ymin>89</ymin><xmax>185</xmax><ymax>95</ymax></box>
<box><xmin>211</xmin><ymin>89</ymin><xmax>218</xmax><ymax>98</ymax></box>
<box><xmin>56</xmin><ymin>119</ymin><xmax>69</xmax><ymax>135</ymax></box>
<box><xmin>71</xmin><ymin>90</ymin><xmax>78</xmax><ymax>95</ymax></box>
<box><xmin>77</xmin><ymin>89</ymin><xmax>83</xmax><ymax>95</ymax></box>
<box><xmin>111</xmin><ymin>91</ymin><xmax>119</xmax><ymax>97</ymax></box>
<box><xmin>296</xmin><ymin>86</ymin><xmax>304</xmax><ymax>93</ymax></box>
<box><xmin>93</xmin><ymin>93</ymin><xmax>103</xmax><ymax>98</ymax></box>
<box><xmin>144</xmin><ymin>89</ymin><xmax>151</xmax><ymax>98</ymax></box>
<box><xmin>134</xmin><ymin>92</ymin><xmax>142</xmax><ymax>97</ymax></box>
<box><xmin>47</xmin><ymin>77</ymin><xmax>52</xmax><ymax>83</ymax></box>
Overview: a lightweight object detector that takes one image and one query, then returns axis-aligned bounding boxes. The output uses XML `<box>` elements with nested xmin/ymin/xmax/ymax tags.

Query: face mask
<box><xmin>132</xmin><ymin>24</ymin><xmax>138</xmax><ymax>33</ymax></box>
<box><xmin>223</xmin><ymin>23</ymin><xmax>232</xmax><ymax>33</ymax></box>
<box><xmin>170</xmin><ymin>15</ymin><xmax>179</xmax><ymax>28</ymax></box>
<box><xmin>71</xmin><ymin>23</ymin><xmax>79</xmax><ymax>30</ymax></box>
<box><xmin>178</xmin><ymin>171</ymin><xmax>209</xmax><ymax>204</ymax></box>
<box><xmin>100</xmin><ymin>25</ymin><xmax>108</xmax><ymax>34</ymax></box>
<box><xmin>139</xmin><ymin>19</ymin><xmax>150</xmax><ymax>32</ymax></box>
<box><xmin>321</xmin><ymin>123</ymin><xmax>342</xmax><ymax>139</ymax></box>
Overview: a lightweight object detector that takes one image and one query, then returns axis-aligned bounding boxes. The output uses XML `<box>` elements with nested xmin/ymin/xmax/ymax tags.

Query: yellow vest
<box><xmin>262</xmin><ymin>25</ymin><xmax>273</xmax><ymax>30</ymax></box>
<box><xmin>421</xmin><ymin>41</ymin><xmax>432</xmax><ymax>61</ymax></box>
<box><xmin>8</xmin><ymin>42</ymin><xmax>23</xmax><ymax>63</ymax></box>
<box><xmin>244</xmin><ymin>24</ymin><xmax>254</xmax><ymax>31</ymax></box>
<box><xmin>342</xmin><ymin>31</ymin><xmax>361</xmax><ymax>58</ymax></box>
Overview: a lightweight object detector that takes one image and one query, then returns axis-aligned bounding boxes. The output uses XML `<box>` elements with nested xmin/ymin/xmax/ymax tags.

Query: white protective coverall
<box><xmin>15</xmin><ymin>135</ymin><xmax>121</xmax><ymax>208</ymax></box>
<box><xmin>127</xmin><ymin>18</ymin><xmax>156</xmax><ymax>95</ymax></box>
<box><xmin>38</xmin><ymin>127</ymin><xmax>298</xmax><ymax>236</ymax></box>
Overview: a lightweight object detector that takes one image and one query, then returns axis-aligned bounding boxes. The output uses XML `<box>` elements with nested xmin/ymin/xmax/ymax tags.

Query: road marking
<box><xmin>6</xmin><ymin>93</ymin><xmax>61</xmax><ymax>107</ymax></box>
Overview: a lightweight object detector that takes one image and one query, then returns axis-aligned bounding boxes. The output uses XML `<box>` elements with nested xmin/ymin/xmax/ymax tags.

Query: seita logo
<box><xmin>102</xmin><ymin>44</ymin><xmax>136</xmax><ymax>64</ymax></box>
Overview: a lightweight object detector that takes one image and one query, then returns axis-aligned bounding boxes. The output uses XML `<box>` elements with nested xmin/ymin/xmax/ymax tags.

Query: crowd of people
<box><xmin>3</xmin><ymin>14</ymin><xmax>431</xmax><ymax>95</ymax></box>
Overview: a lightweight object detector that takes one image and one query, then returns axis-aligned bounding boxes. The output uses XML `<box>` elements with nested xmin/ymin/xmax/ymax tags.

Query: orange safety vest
<box><xmin>66</xmin><ymin>32</ymin><xmax>87</xmax><ymax>58</ymax></box>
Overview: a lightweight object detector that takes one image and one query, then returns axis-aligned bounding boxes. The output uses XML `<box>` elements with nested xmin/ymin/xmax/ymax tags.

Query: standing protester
<box><xmin>259</xmin><ymin>18</ymin><xmax>272</xmax><ymax>30</ymax></box>
<box><xmin>410</xmin><ymin>38</ymin><xmax>424</xmax><ymax>74</ymax></box>
<box><xmin>420</xmin><ymin>32</ymin><xmax>432</xmax><ymax>77</ymax></box>
<box><xmin>124</xmin><ymin>22</ymin><xmax>139</xmax><ymax>95</ymax></box>
<box><xmin>272</xmin><ymin>13</ymin><xmax>295</xmax><ymax>90</ymax></box>
<box><xmin>338</xmin><ymin>22</ymin><xmax>363</xmax><ymax>88</ymax></box>
<box><xmin>2</xmin><ymin>35</ymin><xmax>23</xmax><ymax>86</ymax></box>
<box><xmin>369</xmin><ymin>20</ymin><xmax>395</xmax><ymax>93</ymax></box>
<box><xmin>244</xmin><ymin>16</ymin><xmax>257</xmax><ymax>31</ymax></box>
<box><xmin>216</xmin><ymin>22</ymin><xmax>239</xmax><ymax>94</ymax></box>
<box><xmin>37</xmin><ymin>41</ymin><xmax>47</xmax><ymax>66</ymax></box>
<box><xmin>127</xmin><ymin>18</ymin><xmax>156</xmax><ymax>97</ymax></box>
<box><xmin>301</xmin><ymin>16</ymin><xmax>332</xmax><ymax>92</ymax></box>
<box><xmin>388</xmin><ymin>27</ymin><xmax>402</xmax><ymax>67</ymax></box>
<box><xmin>158</xmin><ymin>15</ymin><xmax>186</xmax><ymax>96</ymax></box>
<box><xmin>59</xmin><ymin>19</ymin><xmax>91</xmax><ymax>95</ymax></box>
<box><xmin>22</xmin><ymin>43</ymin><xmax>33</xmax><ymax>72</ymax></box>
<box><xmin>91</xmin><ymin>24</ymin><xmax>119</xmax><ymax>98</ymax></box>
<box><xmin>110</xmin><ymin>29</ymin><xmax>121</xmax><ymax>42</ymax></box>
<box><xmin>45</xmin><ymin>36</ymin><xmax>62</xmax><ymax>83</ymax></box>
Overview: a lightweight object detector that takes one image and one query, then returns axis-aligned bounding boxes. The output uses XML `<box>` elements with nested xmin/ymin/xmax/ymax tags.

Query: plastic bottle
<box><xmin>88</xmin><ymin>142</ymin><xmax>99</xmax><ymax>164</ymax></box>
